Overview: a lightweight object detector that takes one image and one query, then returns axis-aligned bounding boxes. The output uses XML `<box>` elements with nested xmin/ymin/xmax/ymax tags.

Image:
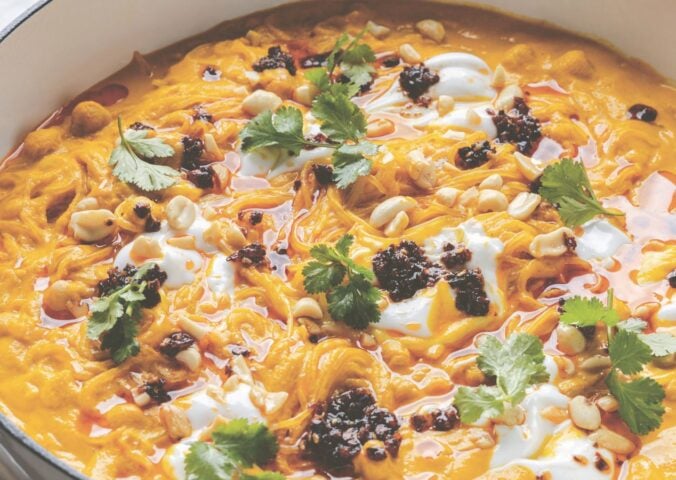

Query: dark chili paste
<box><xmin>372</xmin><ymin>240</ymin><xmax>442</xmax><ymax>301</ymax></box>
<box><xmin>302</xmin><ymin>388</ymin><xmax>401</xmax><ymax>471</ymax></box>
<box><xmin>143</xmin><ymin>379</ymin><xmax>171</xmax><ymax>404</ymax></box>
<box><xmin>186</xmin><ymin>165</ymin><xmax>214</xmax><ymax>189</ymax></box>
<box><xmin>227</xmin><ymin>243</ymin><xmax>268</xmax><ymax>267</ymax></box>
<box><xmin>628</xmin><ymin>103</ymin><xmax>657</xmax><ymax>122</ymax></box>
<box><xmin>456</xmin><ymin>141</ymin><xmax>495</xmax><ymax>170</ymax></box>
<box><xmin>399</xmin><ymin>65</ymin><xmax>440</xmax><ymax>101</ymax></box>
<box><xmin>159</xmin><ymin>332</ymin><xmax>195</xmax><ymax>357</ymax></box>
<box><xmin>491</xmin><ymin>97</ymin><xmax>542</xmax><ymax>154</ymax></box>
<box><xmin>181</xmin><ymin>136</ymin><xmax>205</xmax><ymax>170</ymax></box>
<box><xmin>253</xmin><ymin>46</ymin><xmax>297</xmax><ymax>75</ymax></box>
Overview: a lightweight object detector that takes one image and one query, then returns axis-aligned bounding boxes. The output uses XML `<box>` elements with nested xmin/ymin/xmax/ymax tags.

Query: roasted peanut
<box><xmin>69</xmin><ymin>209</ymin><xmax>117</xmax><ymax>242</ymax></box>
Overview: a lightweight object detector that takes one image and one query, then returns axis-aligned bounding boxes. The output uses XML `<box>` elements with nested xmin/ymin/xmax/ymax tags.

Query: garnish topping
<box><xmin>539</xmin><ymin>158</ymin><xmax>623</xmax><ymax>227</ymax></box>
<box><xmin>559</xmin><ymin>290</ymin><xmax>673</xmax><ymax>435</ymax></box>
<box><xmin>240</xmin><ymin>31</ymin><xmax>377</xmax><ymax>188</ymax></box>
<box><xmin>88</xmin><ymin>263</ymin><xmax>167</xmax><ymax>364</ymax></box>
<box><xmin>305</xmin><ymin>30</ymin><xmax>376</xmax><ymax>93</ymax></box>
<box><xmin>302</xmin><ymin>234</ymin><xmax>381</xmax><ymax>329</ymax></box>
<box><xmin>559</xmin><ymin>294</ymin><xmax>621</xmax><ymax>327</ymax></box>
<box><xmin>398</xmin><ymin>65</ymin><xmax>440</xmax><ymax>102</ymax></box>
<box><xmin>109</xmin><ymin>116</ymin><xmax>178</xmax><ymax>191</ymax></box>
<box><xmin>301</xmin><ymin>388</ymin><xmax>401</xmax><ymax>471</ymax></box>
<box><xmin>253</xmin><ymin>46</ymin><xmax>296</xmax><ymax>76</ymax></box>
<box><xmin>185</xmin><ymin>419</ymin><xmax>284</xmax><ymax>480</ymax></box>
<box><xmin>454</xmin><ymin>333</ymin><xmax>548</xmax><ymax>423</ymax></box>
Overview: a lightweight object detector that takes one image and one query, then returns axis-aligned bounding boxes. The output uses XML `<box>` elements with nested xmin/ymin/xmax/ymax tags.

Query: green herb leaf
<box><xmin>327</xmin><ymin>277</ymin><xmax>382</xmax><ymax>330</ymax></box>
<box><xmin>559</xmin><ymin>295</ymin><xmax>620</xmax><ymax>327</ymax></box>
<box><xmin>239</xmin><ymin>107</ymin><xmax>307</xmax><ymax>156</ymax></box>
<box><xmin>609</xmin><ymin>329</ymin><xmax>653</xmax><ymax>375</ymax></box>
<box><xmin>211</xmin><ymin>419</ymin><xmax>279</xmax><ymax>467</ymax></box>
<box><xmin>617</xmin><ymin>318</ymin><xmax>648</xmax><ymax>333</ymax></box>
<box><xmin>454</xmin><ymin>333</ymin><xmax>547</xmax><ymax>424</ymax></box>
<box><xmin>539</xmin><ymin>158</ymin><xmax>622</xmax><ymax>227</ymax></box>
<box><xmin>87</xmin><ymin>263</ymin><xmax>157</xmax><ymax>364</ymax></box>
<box><xmin>185</xmin><ymin>419</ymin><xmax>282</xmax><ymax>480</ymax></box>
<box><xmin>639</xmin><ymin>332</ymin><xmax>676</xmax><ymax>357</ymax></box>
<box><xmin>606</xmin><ymin>371</ymin><xmax>665</xmax><ymax>435</ymax></box>
<box><xmin>305</xmin><ymin>68</ymin><xmax>331</xmax><ymax>92</ymax></box>
<box><xmin>302</xmin><ymin>234</ymin><xmax>381</xmax><ymax>329</ymax></box>
<box><xmin>454</xmin><ymin>385</ymin><xmax>504</xmax><ymax>424</ymax></box>
<box><xmin>313</xmin><ymin>90</ymin><xmax>368</xmax><ymax>142</ymax></box>
<box><xmin>240</xmin><ymin>472</ymin><xmax>286</xmax><ymax>480</ymax></box>
<box><xmin>332</xmin><ymin>142</ymin><xmax>377</xmax><ymax>189</ymax></box>
<box><xmin>477</xmin><ymin>334</ymin><xmax>549</xmax><ymax>404</ymax></box>
<box><xmin>109</xmin><ymin>117</ymin><xmax>178</xmax><ymax>192</ymax></box>
<box><xmin>185</xmin><ymin>442</ymin><xmax>234</xmax><ymax>480</ymax></box>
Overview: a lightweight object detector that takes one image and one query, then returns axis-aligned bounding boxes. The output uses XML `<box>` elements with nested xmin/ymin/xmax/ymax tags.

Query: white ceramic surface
<box><xmin>0</xmin><ymin>1</ymin><xmax>674</xmax><ymax>479</ymax></box>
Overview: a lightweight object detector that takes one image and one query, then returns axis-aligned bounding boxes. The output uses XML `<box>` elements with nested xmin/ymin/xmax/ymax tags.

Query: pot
<box><xmin>0</xmin><ymin>1</ymin><xmax>673</xmax><ymax>478</ymax></box>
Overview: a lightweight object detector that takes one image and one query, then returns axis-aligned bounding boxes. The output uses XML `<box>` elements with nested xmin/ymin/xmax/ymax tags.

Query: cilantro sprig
<box><xmin>305</xmin><ymin>30</ymin><xmax>376</xmax><ymax>93</ymax></box>
<box><xmin>87</xmin><ymin>263</ymin><xmax>159</xmax><ymax>364</ymax></box>
<box><xmin>239</xmin><ymin>31</ymin><xmax>378</xmax><ymax>188</ymax></box>
<box><xmin>302</xmin><ymin>234</ymin><xmax>381</xmax><ymax>329</ymax></box>
<box><xmin>109</xmin><ymin>116</ymin><xmax>178</xmax><ymax>191</ymax></box>
<box><xmin>558</xmin><ymin>291</ymin><xmax>674</xmax><ymax>435</ymax></box>
<box><xmin>185</xmin><ymin>419</ymin><xmax>284</xmax><ymax>480</ymax></box>
<box><xmin>559</xmin><ymin>292</ymin><xmax>620</xmax><ymax>328</ymax></box>
<box><xmin>454</xmin><ymin>333</ymin><xmax>548</xmax><ymax>424</ymax></box>
<box><xmin>539</xmin><ymin>158</ymin><xmax>623</xmax><ymax>227</ymax></box>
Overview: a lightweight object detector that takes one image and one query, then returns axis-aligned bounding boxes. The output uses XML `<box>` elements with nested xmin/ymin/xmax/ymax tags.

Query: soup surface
<box><xmin>0</xmin><ymin>1</ymin><xmax>674</xmax><ymax>479</ymax></box>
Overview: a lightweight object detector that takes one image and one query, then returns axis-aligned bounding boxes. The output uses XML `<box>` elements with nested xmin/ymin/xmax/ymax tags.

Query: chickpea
<box><xmin>23</xmin><ymin>128</ymin><xmax>61</xmax><ymax>160</ymax></box>
<box><xmin>70</xmin><ymin>101</ymin><xmax>112</xmax><ymax>136</ymax></box>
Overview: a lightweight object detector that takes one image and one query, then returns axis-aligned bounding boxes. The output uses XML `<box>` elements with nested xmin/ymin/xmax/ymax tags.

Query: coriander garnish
<box><xmin>87</xmin><ymin>263</ymin><xmax>166</xmax><ymax>364</ymax></box>
<box><xmin>302</xmin><ymin>234</ymin><xmax>381</xmax><ymax>329</ymax></box>
<box><xmin>109</xmin><ymin>116</ymin><xmax>178</xmax><ymax>191</ymax></box>
<box><xmin>559</xmin><ymin>290</ymin><xmax>674</xmax><ymax>434</ymax></box>
<box><xmin>185</xmin><ymin>419</ymin><xmax>284</xmax><ymax>480</ymax></box>
<box><xmin>539</xmin><ymin>158</ymin><xmax>623</xmax><ymax>227</ymax></box>
<box><xmin>305</xmin><ymin>29</ymin><xmax>376</xmax><ymax>93</ymax></box>
<box><xmin>454</xmin><ymin>333</ymin><xmax>548</xmax><ymax>424</ymax></box>
<box><xmin>239</xmin><ymin>30</ymin><xmax>378</xmax><ymax>188</ymax></box>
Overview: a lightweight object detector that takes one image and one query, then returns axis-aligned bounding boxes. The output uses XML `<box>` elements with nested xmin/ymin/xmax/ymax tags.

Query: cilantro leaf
<box><xmin>341</xmin><ymin>43</ymin><xmax>376</xmax><ymax>66</ymax></box>
<box><xmin>302</xmin><ymin>260</ymin><xmax>346</xmax><ymax>294</ymax></box>
<box><xmin>305</xmin><ymin>68</ymin><xmax>331</xmax><ymax>92</ymax></box>
<box><xmin>211</xmin><ymin>419</ymin><xmax>279</xmax><ymax>467</ymax></box>
<box><xmin>241</xmin><ymin>473</ymin><xmax>286</xmax><ymax>480</ymax></box>
<box><xmin>559</xmin><ymin>295</ymin><xmax>620</xmax><ymax>327</ymax></box>
<box><xmin>454</xmin><ymin>333</ymin><xmax>547</xmax><ymax>424</ymax></box>
<box><xmin>539</xmin><ymin>158</ymin><xmax>622</xmax><ymax>227</ymax></box>
<box><xmin>477</xmin><ymin>334</ymin><xmax>549</xmax><ymax>404</ymax></box>
<box><xmin>326</xmin><ymin>33</ymin><xmax>350</xmax><ymax>74</ymax></box>
<box><xmin>606</xmin><ymin>371</ymin><xmax>665</xmax><ymax>435</ymax></box>
<box><xmin>609</xmin><ymin>329</ymin><xmax>653</xmax><ymax>375</ymax></box>
<box><xmin>302</xmin><ymin>235</ymin><xmax>381</xmax><ymax>329</ymax></box>
<box><xmin>87</xmin><ymin>263</ymin><xmax>159</xmax><ymax>364</ymax></box>
<box><xmin>185</xmin><ymin>420</ymin><xmax>282</xmax><ymax>480</ymax></box>
<box><xmin>638</xmin><ymin>332</ymin><xmax>676</xmax><ymax>357</ymax></box>
<box><xmin>335</xmin><ymin>234</ymin><xmax>354</xmax><ymax>256</ymax></box>
<box><xmin>332</xmin><ymin>142</ymin><xmax>376</xmax><ymax>189</ymax></box>
<box><xmin>109</xmin><ymin>117</ymin><xmax>178</xmax><ymax>192</ymax></box>
<box><xmin>617</xmin><ymin>318</ymin><xmax>648</xmax><ymax>333</ymax></box>
<box><xmin>327</xmin><ymin>277</ymin><xmax>382</xmax><ymax>330</ymax></box>
<box><xmin>454</xmin><ymin>385</ymin><xmax>504</xmax><ymax>424</ymax></box>
<box><xmin>239</xmin><ymin>107</ymin><xmax>307</xmax><ymax>156</ymax></box>
<box><xmin>313</xmin><ymin>90</ymin><xmax>367</xmax><ymax>142</ymax></box>
<box><xmin>185</xmin><ymin>442</ymin><xmax>234</xmax><ymax>480</ymax></box>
